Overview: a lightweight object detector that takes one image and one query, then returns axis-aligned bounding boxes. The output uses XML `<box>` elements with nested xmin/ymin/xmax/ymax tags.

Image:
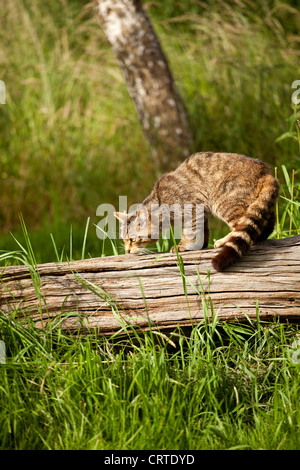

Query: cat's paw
<box><xmin>214</xmin><ymin>233</ymin><xmax>231</xmax><ymax>249</ymax></box>
<box><xmin>214</xmin><ymin>239</ymin><xmax>225</xmax><ymax>249</ymax></box>
<box><xmin>170</xmin><ymin>245</ymin><xmax>186</xmax><ymax>253</ymax></box>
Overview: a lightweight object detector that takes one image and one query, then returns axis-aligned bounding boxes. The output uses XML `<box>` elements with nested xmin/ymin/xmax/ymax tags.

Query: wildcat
<box><xmin>114</xmin><ymin>152</ymin><xmax>280</xmax><ymax>271</ymax></box>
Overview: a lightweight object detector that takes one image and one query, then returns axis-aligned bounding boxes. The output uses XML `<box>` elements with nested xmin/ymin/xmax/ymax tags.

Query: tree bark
<box><xmin>0</xmin><ymin>236</ymin><xmax>299</xmax><ymax>335</ymax></box>
<box><xmin>96</xmin><ymin>0</ymin><xmax>192</xmax><ymax>172</ymax></box>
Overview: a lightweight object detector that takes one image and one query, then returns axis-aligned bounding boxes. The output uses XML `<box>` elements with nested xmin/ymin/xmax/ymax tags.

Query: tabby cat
<box><xmin>114</xmin><ymin>152</ymin><xmax>280</xmax><ymax>271</ymax></box>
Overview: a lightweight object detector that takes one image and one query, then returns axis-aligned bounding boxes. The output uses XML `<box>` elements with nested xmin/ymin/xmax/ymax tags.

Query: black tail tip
<box><xmin>212</xmin><ymin>245</ymin><xmax>240</xmax><ymax>272</ymax></box>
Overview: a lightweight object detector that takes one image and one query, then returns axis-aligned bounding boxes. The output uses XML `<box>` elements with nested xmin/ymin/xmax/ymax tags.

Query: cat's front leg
<box><xmin>170</xmin><ymin>208</ymin><xmax>208</xmax><ymax>253</ymax></box>
<box><xmin>170</xmin><ymin>240</ymin><xmax>190</xmax><ymax>253</ymax></box>
<box><xmin>170</xmin><ymin>235</ymin><xmax>197</xmax><ymax>253</ymax></box>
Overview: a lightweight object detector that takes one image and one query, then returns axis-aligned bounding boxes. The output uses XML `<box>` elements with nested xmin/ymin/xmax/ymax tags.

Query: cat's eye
<box><xmin>131</xmin><ymin>238</ymin><xmax>137</xmax><ymax>243</ymax></box>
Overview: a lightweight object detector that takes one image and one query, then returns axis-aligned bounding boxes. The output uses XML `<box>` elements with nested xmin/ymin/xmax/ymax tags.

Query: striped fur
<box><xmin>212</xmin><ymin>173</ymin><xmax>280</xmax><ymax>271</ymax></box>
<box><xmin>115</xmin><ymin>152</ymin><xmax>280</xmax><ymax>271</ymax></box>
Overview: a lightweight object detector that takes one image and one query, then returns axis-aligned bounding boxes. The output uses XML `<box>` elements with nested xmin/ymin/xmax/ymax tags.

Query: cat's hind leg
<box><xmin>257</xmin><ymin>211</ymin><xmax>276</xmax><ymax>241</ymax></box>
<box><xmin>214</xmin><ymin>232</ymin><xmax>233</xmax><ymax>249</ymax></box>
<box><xmin>212</xmin><ymin>178</ymin><xmax>279</xmax><ymax>271</ymax></box>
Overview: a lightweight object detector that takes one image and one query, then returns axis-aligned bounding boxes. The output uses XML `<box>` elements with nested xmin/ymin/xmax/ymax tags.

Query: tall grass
<box><xmin>1</xmin><ymin>298</ymin><xmax>299</xmax><ymax>450</ymax></box>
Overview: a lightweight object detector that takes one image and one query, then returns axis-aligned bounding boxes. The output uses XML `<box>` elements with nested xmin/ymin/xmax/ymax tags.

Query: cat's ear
<box><xmin>114</xmin><ymin>212</ymin><xmax>128</xmax><ymax>224</ymax></box>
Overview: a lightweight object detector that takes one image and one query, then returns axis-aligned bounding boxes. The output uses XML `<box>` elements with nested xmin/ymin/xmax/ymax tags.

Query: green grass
<box><xmin>1</xmin><ymin>307</ymin><xmax>300</xmax><ymax>450</ymax></box>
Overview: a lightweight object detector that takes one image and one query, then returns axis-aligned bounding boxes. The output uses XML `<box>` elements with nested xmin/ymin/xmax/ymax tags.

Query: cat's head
<box><xmin>114</xmin><ymin>207</ymin><xmax>158</xmax><ymax>254</ymax></box>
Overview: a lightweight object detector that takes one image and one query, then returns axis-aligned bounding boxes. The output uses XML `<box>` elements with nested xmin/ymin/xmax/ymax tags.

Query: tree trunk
<box><xmin>96</xmin><ymin>0</ymin><xmax>192</xmax><ymax>172</ymax></box>
<box><xmin>0</xmin><ymin>236</ymin><xmax>299</xmax><ymax>335</ymax></box>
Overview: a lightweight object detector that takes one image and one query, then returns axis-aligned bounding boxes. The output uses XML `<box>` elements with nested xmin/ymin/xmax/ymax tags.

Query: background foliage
<box><xmin>0</xmin><ymin>0</ymin><xmax>299</xmax><ymax>261</ymax></box>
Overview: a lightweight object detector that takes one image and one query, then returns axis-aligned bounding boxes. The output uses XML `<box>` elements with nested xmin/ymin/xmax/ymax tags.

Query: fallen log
<box><xmin>0</xmin><ymin>235</ymin><xmax>299</xmax><ymax>335</ymax></box>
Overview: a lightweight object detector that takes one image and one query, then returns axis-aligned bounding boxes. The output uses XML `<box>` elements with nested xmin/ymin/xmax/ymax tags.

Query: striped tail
<box><xmin>212</xmin><ymin>175</ymin><xmax>280</xmax><ymax>272</ymax></box>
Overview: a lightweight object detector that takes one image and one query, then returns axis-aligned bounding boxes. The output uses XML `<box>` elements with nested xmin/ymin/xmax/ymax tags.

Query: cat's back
<box><xmin>171</xmin><ymin>151</ymin><xmax>275</xmax><ymax>207</ymax></box>
<box><xmin>178</xmin><ymin>152</ymin><xmax>271</xmax><ymax>178</ymax></box>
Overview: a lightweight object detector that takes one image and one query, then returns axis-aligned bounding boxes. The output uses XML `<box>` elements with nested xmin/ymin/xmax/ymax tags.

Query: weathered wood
<box><xmin>0</xmin><ymin>236</ymin><xmax>299</xmax><ymax>335</ymax></box>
